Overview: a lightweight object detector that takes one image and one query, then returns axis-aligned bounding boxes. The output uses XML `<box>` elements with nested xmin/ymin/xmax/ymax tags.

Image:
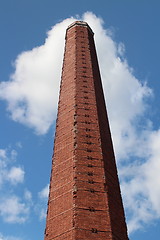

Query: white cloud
<box><xmin>38</xmin><ymin>184</ymin><xmax>49</xmax><ymax>199</ymax></box>
<box><xmin>0</xmin><ymin>233</ymin><xmax>22</xmax><ymax>240</ymax></box>
<box><xmin>36</xmin><ymin>184</ymin><xmax>49</xmax><ymax>220</ymax></box>
<box><xmin>24</xmin><ymin>189</ymin><xmax>32</xmax><ymax>201</ymax></box>
<box><xmin>0</xmin><ymin>148</ymin><xmax>24</xmax><ymax>186</ymax></box>
<box><xmin>16</xmin><ymin>142</ymin><xmax>22</xmax><ymax>149</ymax></box>
<box><xmin>0</xmin><ymin>149</ymin><xmax>10</xmax><ymax>186</ymax></box>
<box><xmin>0</xmin><ymin>195</ymin><xmax>29</xmax><ymax>223</ymax></box>
<box><xmin>0</xmin><ymin>150</ymin><xmax>7</xmax><ymax>159</ymax></box>
<box><xmin>10</xmin><ymin>150</ymin><xmax>18</xmax><ymax>161</ymax></box>
<box><xmin>7</xmin><ymin>167</ymin><xmax>25</xmax><ymax>185</ymax></box>
<box><xmin>0</xmin><ymin>17</ymin><xmax>75</xmax><ymax>134</ymax></box>
<box><xmin>0</xmin><ymin>149</ymin><xmax>29</xmax><ymax>225</ymax></box>
<box><xmin>120</xmin><ymin>129</ymin><xmax>160</xmax><ymax>232</ymax></box>
<box><xmin>0</xmin><ymin>12</ymin><xmax>160</xmax><ymax>234</ymax></box>
<box><xmin>39</xmin><ymin>208</ymin><xmax>47</xmax><ymax>220</ymax></box>
<box><xmin>0</xmin><ymin>148</ymin><xmax>32</xmax><ymax>225</ymax></box>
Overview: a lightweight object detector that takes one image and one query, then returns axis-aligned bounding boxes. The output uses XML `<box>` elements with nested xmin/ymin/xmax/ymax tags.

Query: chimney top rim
<box><xmin>67</xmin><ymin>21</ymin><xmax>94</xmax><ymax>35</ymax></box>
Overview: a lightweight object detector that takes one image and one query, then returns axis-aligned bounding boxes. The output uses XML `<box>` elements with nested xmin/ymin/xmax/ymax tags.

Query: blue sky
<box><xmin>0</xmin><ymin>1</ymin><xmax>160</xmax><ymax>240</ymax></box>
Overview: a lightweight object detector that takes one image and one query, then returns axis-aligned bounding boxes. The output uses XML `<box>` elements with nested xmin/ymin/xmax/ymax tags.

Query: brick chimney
<box><xmin>44</xmin><ymin>21</ymin><xmax>129</xmax><ymax>240</ymax></box>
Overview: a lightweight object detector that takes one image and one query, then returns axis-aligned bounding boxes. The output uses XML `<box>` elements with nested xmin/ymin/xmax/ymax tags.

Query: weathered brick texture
<box><xmin>44</xmin><ymin>21</ymin><xmax>129</xmax><ymax>240</ymax></box>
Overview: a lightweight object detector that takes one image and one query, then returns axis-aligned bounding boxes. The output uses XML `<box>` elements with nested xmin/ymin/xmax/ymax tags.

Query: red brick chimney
<box><xmin>44</xmin><ymin>21</ymin><xmax>129</xmax><ymax>240</ymax></box>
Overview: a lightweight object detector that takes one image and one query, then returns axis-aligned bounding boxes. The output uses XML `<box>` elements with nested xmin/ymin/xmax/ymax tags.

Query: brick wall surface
<box><xmin>44</xmin><ymin>21</ymin><xmax>129</xmax><ymax>240</ymax></box>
